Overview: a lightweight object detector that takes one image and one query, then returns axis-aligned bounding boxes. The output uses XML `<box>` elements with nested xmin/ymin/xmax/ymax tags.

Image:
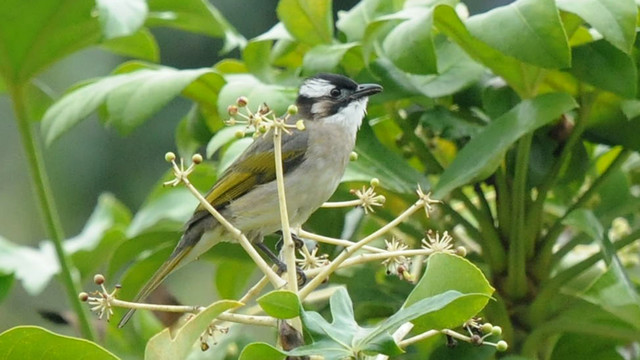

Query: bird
<box><xmin>118</xmin><ymin>73</ymin><xmax>383</xmax><ymax>327</ymax></box>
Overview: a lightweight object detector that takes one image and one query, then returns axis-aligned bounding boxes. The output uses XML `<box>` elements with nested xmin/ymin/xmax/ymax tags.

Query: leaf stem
<box><xmin>10</xmin><ymin>83</ymin><xmax>95</xmax><ymax>340</ymax></box>
<box><xmin>507</xmin><ymin>133</ymin><xmax>532</xmax><ymax>299</ymax></box>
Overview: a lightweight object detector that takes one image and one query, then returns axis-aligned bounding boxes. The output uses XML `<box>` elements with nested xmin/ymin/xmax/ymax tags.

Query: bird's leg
<box><xmin>255</xmin><ymin>242</ymin><xmax>307</xmax><ymax>287</ymax></box>
<box><xmin>275</xmin><ymin>231</ymin><xmax>305</xmax><ymax>251</ymax></box>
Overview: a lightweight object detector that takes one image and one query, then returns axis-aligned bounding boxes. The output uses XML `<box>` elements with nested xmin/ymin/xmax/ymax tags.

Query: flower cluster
<box><xmin>227</xmin><ymin>97</ymin><xmax>304</xmax><ymax>138</ymax></box>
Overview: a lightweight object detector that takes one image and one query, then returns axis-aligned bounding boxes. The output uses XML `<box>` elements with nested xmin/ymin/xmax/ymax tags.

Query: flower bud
<box><xmin>287</xmin><ymin>105</ymin><xmax>298</xmax><ymax>115</ymax></box>
<box><xmin>296</xmin><ymin>119</ymin><xmax>305</xmax><ymax>131</ymax></box>
<box><xmin>78</xmin><ymin>292</ymin><xmax>89</xmax><ymax>302</ymax></box>
<box><xmin>94</xmin><ymin>274</ymin><xmax>105</xmax><ymax>285</ymax></box>
<box><xmin>349</xmin><ymin>152</ymin><xmax>358</xmax><ymax>161</ymax></box>
<box><xmin>226</xmin><ymin>118</ymin><xmax>236</xmax><ymax>126</ymax></box>
<box><xmin>235</xmin><ymin>130</ymin><xmax>245</xmax><ymax>139</ymax></box>
<box><xmin>165</xmin><ymin>152</ymin><xmax>176</xmax><ymax>162</ymax></box>
<box><xmin>491</xmin><ymin>326</ymin><xmax>502</xmax><ymax>336</ymax></box>
<box><xmin>227</xmin><ymin>105</ymin><xmax>238</xmax><ymax>116</ymax></box>
<box><xmin>456</xmin><ymin>246</ymin><xmax>467</xmax><ymax>257</ymax></box>
<box><xmin>259</xmin><ymin>103</ymin><xmax>270</xmax><ymax>115</ymax></box>
<box><xmin>258</xmin><ymin>124</ymin><xmax>268</xmax><ymax>133</ymax></box>
<box><xmin>370</xmin><ymin>178</ymin><xmax>380</xmax><ymax>187</ymax></box>
<box><xmin>481</xmin><ymin>323</ymin><xmax>493</xmax><ymax>334</ymax></box>
<box><xmin>236</xmin><ymin>96</ymin><xmax>248</xmax><ymax>107</ymax></box>
<box><xmin>192</xmin><ymin>154</ymin><xmax>203</xmax><ymax>164</ymax></box>
<box><xmin>496</xmin><ymin>340</ymin><xmax>508</xmax><ymax>352</ymax></box>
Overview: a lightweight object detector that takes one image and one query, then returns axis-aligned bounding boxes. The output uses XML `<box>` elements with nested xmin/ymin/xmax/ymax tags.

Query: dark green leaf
<box><xmin>581</xmin><ymin>267</ymin><xmax>640</xmax><ymax>330</ymax></box>
<box><xmin>127</xmin><ymin>189</ymin><xmax>197</xmax><ymax>238</ymax></box>
<box><xmin>336</xmin><ymin>0</ymin><xmax>400</xmax><ymax>42</ymax></box>
<box><xmin>570</xmin><ymin>40</ymin><xmax>637</xmax><ymax>98</ymax></box>
<box><xmin>433</xmin><ymin>93</ymin><xmax>577</xmax><ymax>198</ymax></box>
<box><xmin>346</xmin><ymin>123</ymin><xmax>429</xmax><ymax>194</ymax></box>
<box><xmin>216</xmin><ymin>74</ymin><xmax>297</xmax><ymax>120</ymax></box>
<box><xmin>41</xmin><ymin>66</ymin><xmax>218</xmax><ymax>144</ymax></box>
<box><xmin>239</xmin><ymin>343</ymin><xmax>286</xmax><ymax>360</ymax></box>
<box><xmin>144</xmin><ymin>300</ymin><xmax>242</xmax><ymax>360</ymax></box>
<box><xmin>146</xmin><ymin>0</ymin><xmax>245</xmax><ymax>52</ymax></box>
<box><xmin>465</xmin><ymin>0</ymin><xmax>570</xmax><ymax>69</ymax></box>
<box><xmin>551</xmin><ymin>333</ymin><xmax>624</xmax><ymax>360</ymax></box>
<box><xmin>0</xmin><ymin>0</ymin><xmax>100</xmax><ymax>85</ymax></box>
<box><xmin>0</xmin><ymin>326</ymin><xmax>118</xmax><ymax>359</ymax></box>
<box><xmin>277</xmin><ymin>0</ymin><xmax>333</xmax><ymax>45</ymax></box>
<box><xmin>0</xmin><ymin>273</ymin><xmax>14</xmax><ymax>304</ymax></box>
<box><xmin>404</xmin><ymin>253</ymin><xmax>494</xmax><ymax>330</ymax></box>
<box><xmin>584</xmin><ymin>92</ymin><xmax>640</xmax><ymax>150</ymax></box>
<box><xmin>557</xmin><ymin>0</ymin><xmax>637</xmax><ymax>53</ymax></box>
<box><xmin>95</xmin><ymin>0</ymin><xmax>148</xmax><ymax>40</ymax></box>
<box><xmin>257</xmin><ymin>290</ymin><xmax>301</xmax><ymax>319</ymax></box>
<box><xmin>382</xmin><ymin>9</ymin><xmax>437</xmax><ymax>74</ymax></box>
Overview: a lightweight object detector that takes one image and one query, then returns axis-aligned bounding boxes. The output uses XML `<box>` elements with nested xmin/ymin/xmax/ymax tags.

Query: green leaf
<box><xmin>277</xmin><ymin>0</ymin><xmax>333</xmax><ymax>45</ymax></box>
<box><xmin>433</xmin><ymin>4</ymin><xmax>541</xmax><ymax>97</ymax></box>
<box><xmin>433</xmin><ymin>93</ymin><xmax>578</xmax><ymax>198</ymax></box>
<box><xmin>382</xmin><ymin>9</ymin><xmax>437</xmax><ymax>75</ymax></box>
<box><xmin>0</xmin><ymin>273</ymin><xmax>14</xmax><ymax>304</ymax></box>
<box><xmin>101</xmin><ymin>29</ymin><xmax>160</xmax><ymax>62</ymax></box>
<box><xmin>557</xmin><ymin>0</ymin><xmax>637</xmax><ymax>53</ymax></box>
<box><xmin>336</xmin><ymin>0</ymin><xmax>400</xmax><ymax>42</ymax></box>
<box><xmin>0</xmin><ymin>195</ymin><xmax>129</xmax><ymax>295</ymax></box>
<box><xmin>0</xmin><ymin>326</ymin><xmax>118</xmax><ymax>360</ymax></box>
<box><xmin>206</xmin><ymin>125</ymin><xmax>249</xmax><ymax>158</ymax></box>
<box><xmin>291</xmin><ymin>288</ymin><xmax>470</xmax><ymax>358</ymax></box>
<box><xmin>465</xmin><ymin>0</ymin><xmax>570</xmax><ymax>69</ymax></box>
<box><xmin>551</xmin><ymin>333</ymin><xmax>625</xmax><ymax>360</ymax></box>
<box><xmin>345</xmin><ymin>123</ymin><xmax>429</xmax><ymax>194</ymax></box>
<box><xmin>570</xmin><ymin>40</ymin><xmax>637</xmax><ymax>98</ymax></box>
<box><xmin>0</xmin><ymin>0</ymin><xmax>100</xmax><ymax>85</ymax></box>
<box><xmin>302</xmin><ymin>43</ymin><xmax>359</xmax><ymax>74</ymax></box>
<box><xmin>96</xmin><ymin>0</ymin><xmax>148</xmax><ymax>40</ymax></box>
<box><xmin>41</xmin><ymin>66</ymin><xmax>218</xmax><ymax>145</ymax></box>
<box><xmin>239</xmin><ymin>343</ymin><xmax>286</xmax><ymax>360</ymax></box>
<box><xmin>24</xmin><ymin>80</ymin><xmax>55</xmax><ymax>122</ymax></box>
<box><xmin>214</xmin><ymin>258</ymin><xmax>255</xmax><ymax>299</ymax></box>
<box><xmin>404</xmin><ymin>253</ymin><xmax>494</xmax><ymax>330</ymax></box>
<box><xmin>144</xmin><ymin>300</ymin><xmax>242</xmax><ymax>360</ymax></box>
<box><xmin>371</xmin><ymin>36</ymin><xmax>485</xmax><ymax>99</ymax></box>
<box><xmin>146</xmin><ymin>0</ymin><xmax>245</xmax><ymax>52</ymax></box>
<box><xmin>216</xmin><ymin>74</ymin><xmax>297</xmax><ymax>121</ymax></box>
<box><xmin>563</xmin><ymin>209</ymin><xmax>640</xmax><ymax>329</ymax></box>
<box><xmin>257</xmin><ymin>290</ymin><xmax>301</xmax><ymax>319</ymax></box>
<box><xmin>584</xmin><ymin>92</ymin><xmax>640</xmax><ymax>150</ymax></box>
<box><xmin>127</xmin><ymin>189</ymin><xmax>198</xmax><ymax>238</ymax></box>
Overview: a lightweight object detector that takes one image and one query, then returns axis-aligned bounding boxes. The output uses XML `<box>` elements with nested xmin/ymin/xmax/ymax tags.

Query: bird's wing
<box><xmin>118</xmin><ymin>129</ymin><xmax>310</xmax><ymax>328</ymax></box>
<box><xmin>197</xmin><ymin>129</ymin><xmax>309</xmax><ymax>211</ymax></box>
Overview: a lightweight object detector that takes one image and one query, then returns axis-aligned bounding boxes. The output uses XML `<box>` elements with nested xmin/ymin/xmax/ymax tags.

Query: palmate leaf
<box><xmin>288</xmin><ymin>287</ymin><xmax>471</xmax><ymax>359</ymax></box>
<box><xmin>41</xmin><ymin>65</ymin><xmax>224</xmax><ymax>145</ymax></box>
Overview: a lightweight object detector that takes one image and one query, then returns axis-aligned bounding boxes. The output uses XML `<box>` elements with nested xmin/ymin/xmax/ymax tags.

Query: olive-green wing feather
<box><xmin>197</xmin><ymin>129</ymin><xmax>309</xmax><ymax>211</ymax></box>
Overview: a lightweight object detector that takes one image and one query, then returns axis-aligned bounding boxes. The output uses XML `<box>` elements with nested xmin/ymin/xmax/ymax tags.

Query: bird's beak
<box><xmin>352</xmin><ymin>83</ymin><xmax>383</xmax><ymax>99</ymax></box>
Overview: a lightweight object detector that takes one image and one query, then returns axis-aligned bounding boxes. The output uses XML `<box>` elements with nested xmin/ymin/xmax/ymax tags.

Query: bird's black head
<box><xmin>295</xmin><ymin>73</ymin><xmax>383</xmax><ymax>120</ymax></box>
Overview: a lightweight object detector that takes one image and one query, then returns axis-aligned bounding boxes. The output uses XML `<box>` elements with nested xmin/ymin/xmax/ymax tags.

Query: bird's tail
<box><xmin>117</xmin><ymin>247</ymin><xmax>191</xmax><ymax>328</ymax></box>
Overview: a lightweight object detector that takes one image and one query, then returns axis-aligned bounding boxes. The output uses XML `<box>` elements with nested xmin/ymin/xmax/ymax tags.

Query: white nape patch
<box><xmin>299</xmin><ymin>78</ymin><xmax>334</xmax><ymax>98</ymax></box>
<box><xmin>322</xmin><ymin>98</ymin><xmax>368</xmax><ymax>140</ymax></box>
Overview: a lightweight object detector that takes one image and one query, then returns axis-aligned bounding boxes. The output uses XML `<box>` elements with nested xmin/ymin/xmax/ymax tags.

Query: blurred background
<box><xmin>0</xmin><ymin>0</ymin><xmax>511</xmax><ymax>334</ymax></box>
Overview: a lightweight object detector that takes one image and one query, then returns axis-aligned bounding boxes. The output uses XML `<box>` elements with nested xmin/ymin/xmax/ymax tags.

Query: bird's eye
<box><xmin>329</xmin><ymin>88</ymin><xmax>341</xmax><ymax>98</ymax></box>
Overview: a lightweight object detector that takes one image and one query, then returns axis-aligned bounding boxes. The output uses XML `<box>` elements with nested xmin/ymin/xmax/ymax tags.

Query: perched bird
<box><xmin>118</xmin><ymin>73</ymin><xmax>382</xmax><ymax>327</ymax></box>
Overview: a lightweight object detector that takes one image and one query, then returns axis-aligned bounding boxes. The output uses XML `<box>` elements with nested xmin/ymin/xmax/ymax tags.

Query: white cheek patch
<box><xmin>299</xmin><ymin>79</ymin><xmax>334</xmax><ymax>98</ymax></box>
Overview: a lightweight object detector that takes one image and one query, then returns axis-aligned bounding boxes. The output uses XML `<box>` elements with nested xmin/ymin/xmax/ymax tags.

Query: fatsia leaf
<box><xmin>0</xmin><ymin>326</ymin><xmax>118</xmax><ymax>360</ymax></box>
<box><xmin>465</xmin><ymin>0</ymin><xmax>570</xmax><ymax>69</ymax></box>
<box><xmin>557</xmin><ymin>0</ymin><xmax>637</xmax><ymax>53</ymax></box>
<box><xmin>277</xmin><ymin>0</ymin><xmax>333</xmax><ymax>45</ymax></box>
<box><xmin>257</xmin><ymin>290</ymin><xmax>301</xmax><ymax>319</ymax></box>
<box><xmin>433</xmin><ymin>93</ymin><xmax>577</xmax><ymax>198</ymax></box>
<box><xmin>382</xmin><ymin>9</ymin><xmax>437</xmax><ymax>75</ymax></box>
<box><xmin>144</xmin><ymin>300</ymin><xmax>241</xmax><ymax>360</ymax></box>
<box><xmin>41</xmin><ymin>66</ymin><xmax>221</xmax><ymax>145</ymax></box>
<box><xmin>95</xmin><ymin>0</ymin><xmax>148</xmax><ymax>40</ymax></box>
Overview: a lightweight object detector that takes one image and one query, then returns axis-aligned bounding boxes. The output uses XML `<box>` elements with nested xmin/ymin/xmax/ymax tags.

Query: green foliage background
<box><xmin>1</xmin><ymin>0</ymin><xmax>640</xmax><ymax>359</ymax></box>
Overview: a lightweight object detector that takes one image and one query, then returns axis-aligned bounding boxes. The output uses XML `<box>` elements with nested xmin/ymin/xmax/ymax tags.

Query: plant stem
<box><xmin>534</xmin><ymin>148</ymin><xmax>631</xmax><ymax>278</ymax></box>
<box><xmin>9</xmin><ymin>83</ymin><xmax>95</xmax><ymax>340</ymax></box>
<box><xmin>507</xmin><ymin>133</ymin><xmax>533</xmax><ymax>299</ymax></box>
